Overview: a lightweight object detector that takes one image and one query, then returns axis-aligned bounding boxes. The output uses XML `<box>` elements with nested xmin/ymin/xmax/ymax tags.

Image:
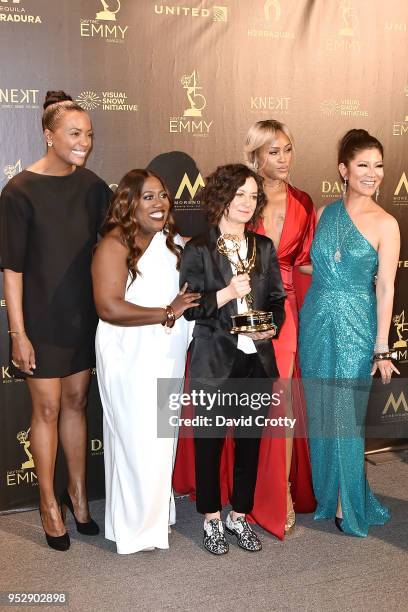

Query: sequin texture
<box><xmin>299</xmin><ymin>200</ymin><xmax>391</xmax><ymax>537</ymax></box>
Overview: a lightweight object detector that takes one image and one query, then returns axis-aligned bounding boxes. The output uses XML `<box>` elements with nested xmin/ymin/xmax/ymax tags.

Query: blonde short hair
<box><xmin>244</xmin><ymin>120</ymin><xmax>294</xmax><ymax>171</ymax></box>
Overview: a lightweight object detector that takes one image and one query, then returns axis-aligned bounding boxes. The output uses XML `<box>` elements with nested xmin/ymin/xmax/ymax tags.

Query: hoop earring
<box><xmin>375</xmin><ymin>187</ymin><xmax>380</xmax><ymax>201</ymax></box>
<box><xmin>342</xmin><ymin>177</ymin><xmax>348</xmax><ymax>195</ymax></box>
<box><xmin>47</xmin><ymin>141</ymin><xmax>53</xmax><ymax>147</ymax></box>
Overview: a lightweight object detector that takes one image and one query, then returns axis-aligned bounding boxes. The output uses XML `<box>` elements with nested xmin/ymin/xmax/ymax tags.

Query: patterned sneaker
<box><xmin>203</xmin><ymin>519</ymin><xmax>229</xmax><ymax>555</ymax></box>
<box><xmin>225</xmin><ymin>513</ymin><xmax>262</xmax><ymax>552</ymax></box>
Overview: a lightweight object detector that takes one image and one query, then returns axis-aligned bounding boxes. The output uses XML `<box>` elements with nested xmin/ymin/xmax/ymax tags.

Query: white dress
<box><xmin>95</xmin><ymin>232</ymin><xmax>189</xmax><ymax>554</ymax></box>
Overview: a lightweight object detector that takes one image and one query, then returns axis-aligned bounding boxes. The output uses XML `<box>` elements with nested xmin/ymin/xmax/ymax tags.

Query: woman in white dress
<box><xmin>92</xmin><ymin>169</ymin><xmax>200</xmax><ymax>554</ymax></box>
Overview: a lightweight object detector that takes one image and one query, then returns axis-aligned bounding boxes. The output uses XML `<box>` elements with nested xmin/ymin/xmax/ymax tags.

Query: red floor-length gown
<box><xmin>173</xmin><ymin>184</ymin><xmax>316</xmax><ymax>538</ymax></box>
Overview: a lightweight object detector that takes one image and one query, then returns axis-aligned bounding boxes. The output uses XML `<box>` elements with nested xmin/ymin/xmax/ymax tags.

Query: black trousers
<box><xmin>194</xmin><ymin>349</ymin><xmax>269</xmax><ymax>515</ymax></box>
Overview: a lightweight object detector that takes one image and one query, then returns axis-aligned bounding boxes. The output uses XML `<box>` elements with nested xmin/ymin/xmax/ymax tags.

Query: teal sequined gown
<box><xmin>299</xmin><ymin>200</ymin><xmax>390</xmax><ymax>537</ymax></box>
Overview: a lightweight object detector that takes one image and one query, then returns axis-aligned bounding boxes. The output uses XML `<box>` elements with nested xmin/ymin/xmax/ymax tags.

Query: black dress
<box><xmin>0</xmin><ymin>167</ymin><xmax>112</xmax><ymax>378</ymax></box>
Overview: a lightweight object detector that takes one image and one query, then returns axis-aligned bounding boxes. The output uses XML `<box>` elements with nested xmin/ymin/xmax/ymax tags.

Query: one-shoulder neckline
<box><xmin>339</xmin><ymin>200</ymin><xmax>378</xmax><ymax>256</ymax></box>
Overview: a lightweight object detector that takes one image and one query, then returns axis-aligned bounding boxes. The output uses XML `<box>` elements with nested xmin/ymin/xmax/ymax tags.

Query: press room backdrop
<box><xmin>1</xmin><ymin>0</ymin><xmax>407</xmax><ymax>512</ymax></box>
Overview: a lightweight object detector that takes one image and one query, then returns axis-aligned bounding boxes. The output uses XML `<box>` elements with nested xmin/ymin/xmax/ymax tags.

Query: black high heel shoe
<box><xmin>335</xmin><ymin>516</ymin><xmax>344</xmax><ymax>533</ymax></box>
<box><xmin>61</xmin><ymin>489</ymin><xmax>100</xmax><ymax>536</ymax></box>
<box><xmin>39</xmin><ymin>509</ymin><xmax>70</xmax><ymax>551</ymax></box>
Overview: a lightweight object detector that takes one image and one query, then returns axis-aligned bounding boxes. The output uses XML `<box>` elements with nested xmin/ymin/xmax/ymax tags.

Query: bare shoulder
<box><xmin>316</xmin><ymin>203</ymin><xmax>328</xmax><ymax>222</ymax></box>
<box><xmin>371</xmin><ymin>204</ymin><xmax>400</xmax><ymax>236</ymax></box>
<box><xmin>97</xmin><ymin>229</ymin><xmax>127</xmax><ymax>252</ymax></box>
<box><xmin>93</xmin><ymin>229</ymin><xmax>128</xmax><ymax>265</ymax></box>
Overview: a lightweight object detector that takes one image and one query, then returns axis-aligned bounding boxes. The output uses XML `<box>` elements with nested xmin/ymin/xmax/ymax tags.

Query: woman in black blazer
<box><xmin>180</xmin><ymin>164</ymin><xmax>285</xmax><ymax>555</ymax></box>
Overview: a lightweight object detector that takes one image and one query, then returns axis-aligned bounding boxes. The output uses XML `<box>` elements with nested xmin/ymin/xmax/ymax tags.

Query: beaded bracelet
<box><xmin>373</xmin><ymin>351</ymin><xmax>398</xmax><ymax>362</ymax></box>
<box><xmin>161</xmin><ymin>305</ymin><xmax>175</xmax><ymax>331</ymax></box>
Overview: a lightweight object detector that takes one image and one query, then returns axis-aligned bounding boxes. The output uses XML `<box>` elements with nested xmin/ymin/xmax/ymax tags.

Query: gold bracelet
<box><xmin>8</xmin><ymin>330</ymin><xmax>21</xmax><ymax>336</ymax></box>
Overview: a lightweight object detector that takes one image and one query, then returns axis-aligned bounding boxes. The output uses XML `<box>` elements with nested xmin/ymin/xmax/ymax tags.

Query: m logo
<box><xmin>175</xmin><ymin>173</ymin><xmax>205</xmax><ymax>199</ymax></box>
<box><xmin>383</xmin><ymin>392</ymin><xmax>408</xmax><ymax>415</ymax></box>
<box><xmin>394</xmin><ymin>172</ymin><xmax>408</xmax><ymax>196</ymax></box>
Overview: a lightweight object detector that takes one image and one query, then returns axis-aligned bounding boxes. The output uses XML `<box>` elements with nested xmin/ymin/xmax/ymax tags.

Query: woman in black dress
<box><xmin>0</xmin><ymin>91</ymin><xmax>112</xmax><ymax>550</ymax></box>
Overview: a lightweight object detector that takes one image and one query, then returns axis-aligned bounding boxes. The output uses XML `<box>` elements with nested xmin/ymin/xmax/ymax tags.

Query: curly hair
<box><xmin>200</xmin><ymin>164</ymin><xmax>267</xmax><ymax>227</ymax></box>
<box><xmin>103</xmin><ymin>169</ymin><xmax>182</xmax><ymax>282</ymax></box>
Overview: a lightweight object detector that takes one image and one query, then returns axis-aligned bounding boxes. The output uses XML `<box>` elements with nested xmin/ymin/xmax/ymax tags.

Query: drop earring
<box><xmin>342</xmin><ymin>177</ymin><xmax>348</xmax><ymax>196</ymax></box>
<box><xmin>253</xmin><ymin>156</ymin><xmax>259</xmax><ymax>172</ymax></box>
<box><xmin>375</xmin><ymin>187</ymin><xmax>380</xmax><ymax>201</ymax></box>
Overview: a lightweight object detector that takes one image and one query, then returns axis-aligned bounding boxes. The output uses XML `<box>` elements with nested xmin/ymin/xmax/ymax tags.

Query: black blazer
<box><xmin>180</xmin><ymin>226</ymin><xmax>286</xmax><ymax>382</ymax></box>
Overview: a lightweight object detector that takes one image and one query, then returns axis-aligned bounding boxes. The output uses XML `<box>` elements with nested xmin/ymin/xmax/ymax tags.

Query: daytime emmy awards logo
<box><xmin>181</xmin><ymin>71</ymin><xmax>206</xmax><ymax>117</ymax></box>
<box><xmin>3</xmin><ymin>160</ymin><xmax>22</xmax><ymax>181</ymax></box>
<box><xmin>96</xmin><ymin>0</ymin><xmax>121</xmax><ymax>21</ymax></box>
<box><xmin>6</xmin><ymin>426</ymin><xmax>37</xmax><ymax>487</ymax></box>
<box><xmin>17</xmin><ymin>428</ymin><xmax>35</xmax><ymax>470</ymax></box>
<box><xmin>392</xmin><ymin>311</ymin><xmax>408</xmax><ymax>363</ymax></box>
<box><xmin>169</xmin><ymin>71</ymin><xmax>213</xmax><ymax>135</ymax></box>
<box><xmin>338</xmin><ymin>0</ymin><xmax>357</xmax><ymax>36</ymax></box>
<box><xmin>326</xmin><ymin>1</ymin><xmax>361</xmax><ymax>51</ymax></box>
<box><xmin>80</xmin><ymin>0</ymin><xmax>128</xmax><ymax>43</ymax></box>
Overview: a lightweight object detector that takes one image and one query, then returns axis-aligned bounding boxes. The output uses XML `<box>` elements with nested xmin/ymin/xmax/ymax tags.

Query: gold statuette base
<box><xmin>230</xmin><ymin>310</ymin><xmax>275</xmax><ymax>334</ymax></box>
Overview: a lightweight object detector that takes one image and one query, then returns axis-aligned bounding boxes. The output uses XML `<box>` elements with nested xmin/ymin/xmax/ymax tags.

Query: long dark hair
<box><xmin>200</xmin><ymin>163</ymin><xmax>267</xmax><ymax>227</ymax></box>
<box><xmin>338</xmin><ymin>129</ymin><xmax>383</xmax><ymax>167</ymax></box>
<box><xmin>103</xmin><ymin>169</ymin><xmax>181</xmax><ymax>282</ymax></box>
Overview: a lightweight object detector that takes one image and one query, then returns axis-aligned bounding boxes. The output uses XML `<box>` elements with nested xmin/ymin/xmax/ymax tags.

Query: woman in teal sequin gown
<box><xmin>299</xmin><ymin>130</ymin><xmax>400</xmax><ymax>536</ymax></box>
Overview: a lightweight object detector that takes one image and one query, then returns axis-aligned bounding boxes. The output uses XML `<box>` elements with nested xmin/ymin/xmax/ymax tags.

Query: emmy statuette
<box><xmin>217</xmin><ymin>233</ymin><xmax>276</xmax><ymax>334</ymax></box>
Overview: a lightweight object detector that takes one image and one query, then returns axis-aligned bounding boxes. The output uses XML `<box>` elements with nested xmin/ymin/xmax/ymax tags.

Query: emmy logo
<box><xmin>181</xmin><ymin>71</ymin><xmax>206</xmax><ymax>117</ymax></box>
<box><xmin>393</xmin><ymin>311</ymin><xmax>408</xmax><ymax>349</ymax></box>
<box><xmin>17</xmin><ymin>428</ymin><xmax>35</xmax><ymax>470</ymax></box>
<box><xmin>3</xmin><ymin>160</ymin><xmax>22</xmax><ymax>181</ymax></box>
<box><xmin>339</xmin><ymin>0</ymin><xmax>357</xmax><ymax>36</ymax></box>
<box><xmin>96</xmin><ymin>0</ymin><xmax>121</xmax><ymax>21</ymax></box>
<box><xmin>264</xmin><ymin>0</ymin><xmax>281</xmax><ymax>21</ymax></box>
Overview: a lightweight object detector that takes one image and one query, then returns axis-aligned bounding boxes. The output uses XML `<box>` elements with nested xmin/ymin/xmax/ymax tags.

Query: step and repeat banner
<box><xmin>0</xmin><ymin>0</ymin><xmax>407</xmax><ymax>512</ymax></box>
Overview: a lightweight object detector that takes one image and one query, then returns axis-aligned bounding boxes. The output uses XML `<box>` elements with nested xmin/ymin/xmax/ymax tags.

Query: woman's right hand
<box><xmin>11</xmin><ymin>333</ymin><xmax>36</xmax><ymax>375</ymax></box>
<box><xmin>228</xmin><ymin>273</ymin><xmax>251</xmax><ymax>300</ymax></box>
<box><xmin>171</xmin><ymin>282</ymin><xmax>201</xmax><ymax>318</ymax></box>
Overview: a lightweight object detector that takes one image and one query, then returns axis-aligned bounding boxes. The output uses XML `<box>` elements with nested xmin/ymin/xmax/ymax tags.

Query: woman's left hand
<box><xmin>246</xmin><ymin>328</ymin><xmax>277</xmax><ymax>341</ymax></box>
<box><xmin>371</xmin><ymin>359</ymin><xmax>400</xmax><ymax>384</ymax></box>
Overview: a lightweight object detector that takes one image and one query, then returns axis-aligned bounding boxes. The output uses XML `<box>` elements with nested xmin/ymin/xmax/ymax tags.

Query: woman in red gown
<box><xmin>173</xmin><ymin>120</ymin><xmax>316</xmax><ymax>538</ymax></box>
<box><xmin>244</xmin><ymin>119</ymin><xmax>316</xmax><ymax>536</ymax></box>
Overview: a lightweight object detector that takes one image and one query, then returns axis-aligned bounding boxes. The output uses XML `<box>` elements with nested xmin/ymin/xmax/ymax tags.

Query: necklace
<box><xmin>334</xmin><ymin>200</ymin><xmax>353</xmax><ymax>263</ymax></box>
